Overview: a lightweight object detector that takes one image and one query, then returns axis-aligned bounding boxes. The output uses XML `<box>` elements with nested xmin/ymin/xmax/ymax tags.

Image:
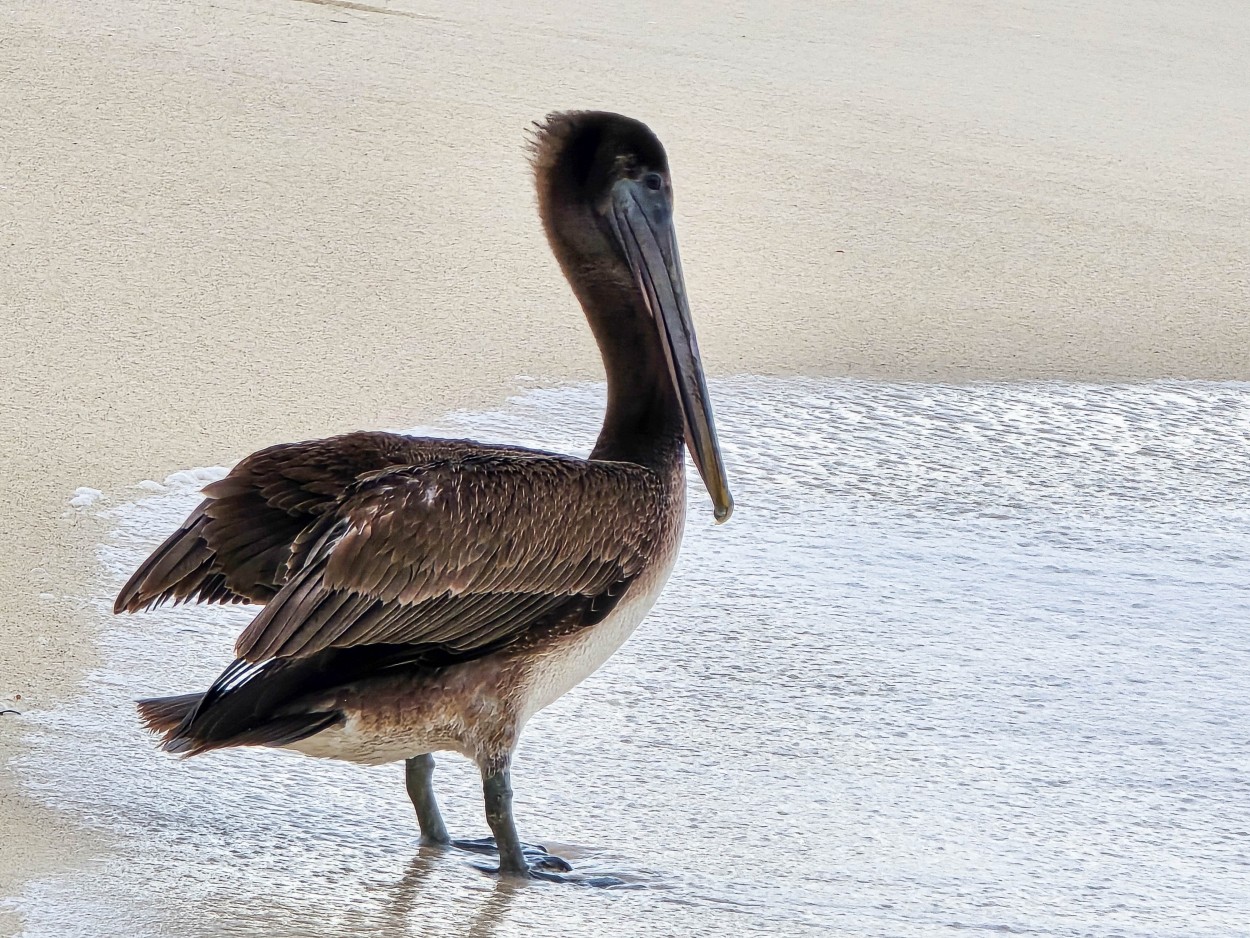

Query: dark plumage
<box><xmin>121</xmin><ymin>110</ymin><xmax>731</xmax><ymax>880</ymax></box>
<box><xmin>115</xmin><ymin>433</ymin><xmax>543</xmax><ymax>612</ymax></box>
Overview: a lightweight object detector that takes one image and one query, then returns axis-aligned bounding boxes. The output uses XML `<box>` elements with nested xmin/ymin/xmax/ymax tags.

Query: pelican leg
<box><xmin>472</xmin><ymin>760</ymin><xmax>571</xmax><ymax>879</ymax></box>
<box><xmin>405</xmin><ymin>754</ymin><xmax>451</xmax><ymax>846</ymax></box>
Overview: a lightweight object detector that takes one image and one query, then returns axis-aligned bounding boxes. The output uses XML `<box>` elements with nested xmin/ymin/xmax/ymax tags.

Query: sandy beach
<box><xmin>2</xmin><ymin>0</ymin><xmax>1247</xmax><ymax>932</ymax></box>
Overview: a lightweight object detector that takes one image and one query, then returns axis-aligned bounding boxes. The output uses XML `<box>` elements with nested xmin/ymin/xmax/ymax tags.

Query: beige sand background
<box><xmin>1</xmin><ymin>0</ymin><xmax>1247</xmax><ymax>930</ymax></box>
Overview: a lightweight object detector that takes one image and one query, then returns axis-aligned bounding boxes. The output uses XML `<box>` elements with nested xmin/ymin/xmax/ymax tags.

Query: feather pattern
<box><xmin>233</xmin><ymin>453</ymin><xmax>667</xmax><ymax>662</ymax></box>
<box><xmin>114</xmin><ymin>432</ymin><xmax>550</xmax><ymax>613</ymax></box>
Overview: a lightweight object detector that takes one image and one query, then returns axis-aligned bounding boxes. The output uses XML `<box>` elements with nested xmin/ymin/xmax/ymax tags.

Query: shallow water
<box><xmin>12</xmin><ymin>378</ymin><xmax>1250</xmax><ymax>936</ymax></box>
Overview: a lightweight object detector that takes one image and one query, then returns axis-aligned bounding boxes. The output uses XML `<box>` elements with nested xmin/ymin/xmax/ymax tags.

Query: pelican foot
<box><xmin>459</xmin><ymin>838</ymin><xmax>630</xmax><ymax>886</ymax></box>
<box><xmin>452</xmin><ymin>836</ymin><xmax>556</xmax><ymax>860</ymax></box>
<box><xmin>465</xmin><ymin>857</ymin><xmax>632</xmax><ymax>886</ymax></box>
<box><xmin>470</xmin><ymin>865</ymin><xmax>630</xmax><ymax>890</ymax></box>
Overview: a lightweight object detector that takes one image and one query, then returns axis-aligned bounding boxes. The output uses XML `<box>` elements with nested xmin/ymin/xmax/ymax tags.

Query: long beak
<box><xmin>609</xmin><ymin>178</ymin><xmax>733</xmax><ymax>523</ymax></box>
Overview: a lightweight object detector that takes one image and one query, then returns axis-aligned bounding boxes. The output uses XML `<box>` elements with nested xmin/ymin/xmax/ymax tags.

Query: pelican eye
<box><xmin>643</xmin><ymin>172</ymin><xmax>664</xmax><ymax>191</ymax></box>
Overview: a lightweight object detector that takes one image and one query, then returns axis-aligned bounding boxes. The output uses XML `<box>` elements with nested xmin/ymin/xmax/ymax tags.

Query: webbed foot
<box><xmin>470</xmin><ymin>853</ymin><xmax>576</xmax><ymax>880</ymax></box>
<box><xmin>452</xmin><ymin>836</ymin><xmax>559</xmax><ymax>861</ymax></box>
<box><xmin>472</xmin><ymin>857</ymin><xmax>632</xmax><ymax>886</ymax></box>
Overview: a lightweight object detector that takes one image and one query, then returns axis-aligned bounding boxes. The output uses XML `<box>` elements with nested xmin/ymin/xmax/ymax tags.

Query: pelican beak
<box><xmin>608</xmin><ymin>176</ymin><xmax>733</xmax><ymax>523</ymax></box>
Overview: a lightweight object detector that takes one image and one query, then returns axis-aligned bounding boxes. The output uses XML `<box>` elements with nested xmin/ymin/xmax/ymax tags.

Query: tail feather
<box><xmin>211</xmin><ymin>712</ymin><xmax>343</xmax><ymax>751</ymax></box>
<box><xmin>137</xmin><ymin>690</ymin><xmax>344</xmax><ymax>757</ymax></box>
<box><xmin>136</xmin><ymin>645</ymin><xmax>427</xmax><ymax>758</ymax></box>
<box><xmin>137</xmin><ymin>693</ymin><xmax>204</xmax><ymax>735</ymax></box>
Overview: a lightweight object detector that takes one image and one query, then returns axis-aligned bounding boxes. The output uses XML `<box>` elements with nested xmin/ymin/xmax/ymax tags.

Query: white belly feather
<box><xmin>517</xmin><ymin>554</ymin><xmax>675</xmax><ymax>721</ymax></box>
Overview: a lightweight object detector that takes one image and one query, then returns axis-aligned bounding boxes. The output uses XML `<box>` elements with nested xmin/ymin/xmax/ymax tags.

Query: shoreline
<box><xmin>10</xmin><ymin>377</ymin><xmax>1248</xmax><ymax>935</ymax></box>
<box><xmin>6</xmin><ymin>374</ymin><xmax>1248</xmax><ymax>932</ymax></box>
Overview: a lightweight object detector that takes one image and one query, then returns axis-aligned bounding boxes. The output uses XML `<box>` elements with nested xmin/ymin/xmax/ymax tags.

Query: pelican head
<box><xmin>531</xmin><ymin>111</ymin><xmax>733</xmax><ymax>523</ymax></box>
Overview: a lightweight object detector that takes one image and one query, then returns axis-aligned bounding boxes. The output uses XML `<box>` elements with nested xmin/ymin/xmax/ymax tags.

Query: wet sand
<box><xmin>17</xmin><ymin>379</ymin><xmax>1250</xmax><ymax>936</ymax></box>
<box><xmin>2</xmin><ymin>0</ymin><xmax>1248</xmax><ymax>932</ymax></box>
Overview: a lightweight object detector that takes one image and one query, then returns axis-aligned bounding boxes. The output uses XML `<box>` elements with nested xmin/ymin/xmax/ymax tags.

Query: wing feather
<box><xmin>233</xmin><ymin>455</ymin><xmax>667</xmax><ymax>663</ymax></box>
<box><xmin>114</xmin><ymin>432</ymin><xmax>548</xmax><ymax>613</ymax></box>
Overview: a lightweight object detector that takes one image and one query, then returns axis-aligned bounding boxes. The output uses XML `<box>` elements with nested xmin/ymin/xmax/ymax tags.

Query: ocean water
<box><xmin>12</xmin><ymin>378</ymin><xmax>1250</xmax><ymax>937</ymax></box>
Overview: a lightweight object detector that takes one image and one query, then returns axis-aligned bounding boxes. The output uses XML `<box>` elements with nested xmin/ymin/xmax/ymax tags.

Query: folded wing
<box><xmin>233</xmin><ymin>453</ymin><xmax>667</xmax><ymax>663</ymax></box>
<box><xmin>114</xmin><ymin>432</ymin><xmax>551</xmax><ymax>613</ymax></box>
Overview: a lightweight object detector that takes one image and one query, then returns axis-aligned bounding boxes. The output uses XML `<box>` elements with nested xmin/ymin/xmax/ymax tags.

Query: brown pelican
<box><xmin>118</xmin><ymin>110</ymin><xmax>732</xmax><ymax>880</ymax></box>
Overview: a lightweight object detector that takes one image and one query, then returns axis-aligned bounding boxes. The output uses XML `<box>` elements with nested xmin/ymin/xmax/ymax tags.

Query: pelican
<box><xmin>118</xmin><ymin>110</ymin><xmax>732</xmax><ymax>880</ymax></box>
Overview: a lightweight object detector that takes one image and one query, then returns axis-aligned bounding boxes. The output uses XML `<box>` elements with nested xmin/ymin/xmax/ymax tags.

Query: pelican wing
<box><xmin>114</xmin><ymin>432</ymin><xmax>544</xmax><ymax>613</ymax></box>
<box><xmin>232</xmin><ymin>454</ymin><xmax>667</xmax><ymax>662</ymax></box>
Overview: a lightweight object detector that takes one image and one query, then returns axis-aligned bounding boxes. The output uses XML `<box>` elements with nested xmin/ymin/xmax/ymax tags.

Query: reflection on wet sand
<box><xmin>464</xmin><ymin>883</ymin><xmax>523</xmax><ymax>938</ymax></box>
<box><xmin>381</xmin><ymin>851</ymin><xmax>526</xmax><ymax>938</ymax></box>
<box><xmin>380</xmin><ymin>852</ymin><xmax>441</xmax><ymax>934</ymax></box>
<box><xmin>385</xmin><ymin>849</ymin><xmax>620</xmax><ymax>936</ymax></box>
